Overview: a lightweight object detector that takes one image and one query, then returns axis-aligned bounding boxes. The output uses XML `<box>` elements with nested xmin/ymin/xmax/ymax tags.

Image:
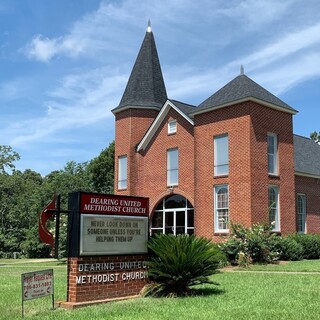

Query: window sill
<box><xmin>268</xmin><ymin>174</ymin><xmax>280</xmax><ymax>179</ymax></box>
<box><xmin>214</xmin><ymin>231</ymin><xmax>229</xmax><ymax>236</ymax></box>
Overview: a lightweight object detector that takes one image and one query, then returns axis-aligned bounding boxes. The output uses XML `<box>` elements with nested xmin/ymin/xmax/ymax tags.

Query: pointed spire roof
<box><xmin>112</xmin><ymin>22</ymin><xmax>167</xmax><ymax>114</ymax></box>
<box><xmin>192</xmin><ymin>74</ymin><xmax>298</xmax><ymax>116</ymax></box>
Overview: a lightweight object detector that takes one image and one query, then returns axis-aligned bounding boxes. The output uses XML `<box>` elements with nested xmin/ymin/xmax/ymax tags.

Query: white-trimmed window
<box><xmin>214</xmin><ymin>185</ymin><xmax>229</xmax><ymax>232</ymax></box>
<box><xmin>297</xmin><ymin>194</ymin><xmax>306</xmax><ymax>233</ymax></box>
<box><xmin>118</xmin><ymin>155</ymin><xmax>127</xmax><ymax>190</ymax></box>
<box><xmin>150</xmin><ymin>195</ymin><xmax>194</xmax><ymax>236</ymax></box>
<box><xmin>168</xmin><ymin>120</ymin><xmax>177</xmax><ymax>134</ymax></box>
<box><xmin>268</xmin><ymin>133</ymin><xmax>278</xmax><ymax>175</ymax></box>
<box><xmin>268</xmin><ymin>185</ymin><xmax>280</xmax><ymax>231</ymax></box>
<box><xmin>214</xmin><ymin>134</ymin><xmax>229</xmax><ymax>176</ymax></box>
<box><xmin>167</xmin><ymin>148</ymin><xmax>178</xmax><ymax>186</ymax></box>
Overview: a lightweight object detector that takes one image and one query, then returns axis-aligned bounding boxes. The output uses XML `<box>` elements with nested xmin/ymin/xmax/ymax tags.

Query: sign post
<box><xmin>21</xmin><ymin>269</ymin><xmax>54</xmax><ymax>319</ymax></box>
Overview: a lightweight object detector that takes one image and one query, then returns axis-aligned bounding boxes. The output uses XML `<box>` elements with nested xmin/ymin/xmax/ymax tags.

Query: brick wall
<box><xmin>115</xmin><ymin>106</ymin><xmax>194</xmax><ymax>212</ymax></box>
<box><xmin>194</xmin><ymin>102</ymin><xmax>252</xmax><ymax>240</ymax></box>
<box><xmin>194</xmin><ymin>101</ymin><xmax>296</xmax><ymax>240</ymax></box>
<box><xmin>67</xmin><ymin>255</ymin><xmax>148</xmax><ymax>304</ymax></box>
<box><xmin>138</xmin><ymin>108</ymin><xmax>195</xmax><ymax>211</ymax></box>
<box><xmin>295</xmin><ymin>175</ymin><xmax>320</xmax><ymax>233</ymax></box>
<box><xmin>114</xmin><ymin>109</ymin><xmax>159</xmax><ymax>196</ymax></box>
<box><xmin>250</xmin><ymin>103</ymin><xmax>296</xmax><ymax>235</ymax></box>
<box><xmin>114</xmin><ymin>101</ymin><xmax>297</xmax><ymax>241</ymax></box>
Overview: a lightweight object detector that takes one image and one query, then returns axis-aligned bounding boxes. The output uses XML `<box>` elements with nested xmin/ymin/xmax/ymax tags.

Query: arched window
<box><xmin>268</xmin><ymin>186</ymin><xmax>280</xmax><ymax>231</ymax></box>
<box><xmin>214</xmin><ymin>185</ymin><xmax>229</xmax><ymax>232</ymax></box>
<box><xmin>151</xmin><ymin>195</ymin><xmax>194</xmax><ymax>235</ymax></box>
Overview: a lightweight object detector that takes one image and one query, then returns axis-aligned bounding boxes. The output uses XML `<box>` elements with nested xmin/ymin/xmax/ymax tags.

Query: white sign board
<box><xmin>80</xmin><ymin>214</ymin><xmax>148</xmax><ymax>255</ymax></box>
<box><xmin>22</xmin><ymin>269</ymin><xmax>54</xmax><ymax>301</ymax></box>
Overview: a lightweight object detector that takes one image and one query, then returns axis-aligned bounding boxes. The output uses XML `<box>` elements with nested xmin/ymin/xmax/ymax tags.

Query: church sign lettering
<box><xmin>80</xmin><ymin>214</ymin><xmax>148</xmax><ymax>255</ymax></box>
<box><xmin>63</xmin><ymin>192</ymin><xmax>149</xmax><ymax>307</ymax></box>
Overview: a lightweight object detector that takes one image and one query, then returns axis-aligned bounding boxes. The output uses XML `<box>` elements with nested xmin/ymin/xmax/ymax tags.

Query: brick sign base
<box><xmin>59</xmin><ymin>255</ymin><xmax>148</xmax><ymax>309</ymax></box>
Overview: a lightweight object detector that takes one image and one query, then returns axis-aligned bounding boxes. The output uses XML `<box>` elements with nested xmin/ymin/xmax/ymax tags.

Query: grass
<box><xmin>235</xmin><ymin>259</ymin><xmax>320</xmax><ymax>272</ymax></box>
<box><xmin>1</xmin><ymin>259</ymin><xmax>320</xmax><ymax>319</ymax></box>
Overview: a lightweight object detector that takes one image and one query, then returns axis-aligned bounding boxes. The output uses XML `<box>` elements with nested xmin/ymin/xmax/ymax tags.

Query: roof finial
<box><xmin>240</xmin><ymin>65</ymin><xmax>244</xmax><ymax>75</ymax></box>
<box><xmin>147</xmin><ymin>19</ymin><xmax>152</xmax><ymax>33</ymax></box>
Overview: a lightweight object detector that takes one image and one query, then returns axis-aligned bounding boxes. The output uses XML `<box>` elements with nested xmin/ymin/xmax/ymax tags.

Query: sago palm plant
<box><xmin>143</xmin><ymin>233</ymin><xmax>225</xmax><ymax>297</ymax></box>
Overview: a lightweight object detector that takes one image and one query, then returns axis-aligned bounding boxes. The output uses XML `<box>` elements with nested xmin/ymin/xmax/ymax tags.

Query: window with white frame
<box><xmin>168</xmin><ymin>119</ymin><xmax>177</xmax><ymax>134</ymax></box>
<box><xmin>268</xmin><ymin>133</ymin><xmax>278</xmax><ymax>175</ymax></box>
<box><xmin>118</xmin><ymin>155</ymin><xmax>127</xmax><ymax>190</ymax></box>
<box><xmin>214</xmin><ymin>185</ymin><xmax>229</xmax><ymax>232</ymax></box>
<box><xmin>167</xmin><ymin>148</ymin><xmax>178</xmax><ymax>186</ymax></box>
<box><xmin>297</xmin><ymin>194</ymin><xmax>306</xmax><ymax>233</ymax></box>
<box><xmin>150</xmin><ymin>195</ymin><xmax>194</xmax><ymax>236</ymax></box>
<box><xmin>268</xmin><ymin>185</ymin><xmax>280</xmax><ymax>231</ymax></box>
<box><xmin>214</xmin><ymin>134</ymin><xmax>229</xmax><ymax>176</ymax></box>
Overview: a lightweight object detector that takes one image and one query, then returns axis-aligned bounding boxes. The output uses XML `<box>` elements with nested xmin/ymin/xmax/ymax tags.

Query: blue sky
<box><xmin>1</xmin><ymin>0</ymin><xmax>320</xmax><ymax>176</ymax></box>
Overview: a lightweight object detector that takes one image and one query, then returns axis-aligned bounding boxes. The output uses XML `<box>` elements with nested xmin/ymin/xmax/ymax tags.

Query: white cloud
<box><xmin>25</xmin><ymin>34</ymin><xmax>88</xmax><ymax>62</ymax></box>
<box><xmin>24</xmin><ymin>1</ymin><xmax>139</xmax><ymax>62</ymax></box>
<box><xmin>7</xmin><ymin>67</ymin><xmax>126</xmax><ymax>147</ymax></box>
<box><xmin>218</xmin><ymin>0</ymin><xmax>296</xmax><ymax>28</ymax></box>
<box><xmin>229</xmin><ymin>22</ymin><xmax>320</xmax><ymax>73</ymax></box>
<box><xmin>25</xmin><ymin>35</ymin><xmax>60</xmax><ymax>62</ymax></box>
<box><xmin>254</xmin><ymin>51</ymin><xmax>320</xmax><ymax>95</ymax></box>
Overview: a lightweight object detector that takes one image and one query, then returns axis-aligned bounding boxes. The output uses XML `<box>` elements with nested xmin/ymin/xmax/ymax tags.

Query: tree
<box><xmin>88</xmin><ymin>141</ymin><xmax>114</xmax><ymax>193</ymax></box>
<box><xmin>0</xmin><ymin>142</ymin><xmax>115</xmax><ymax>258</ymax></box>
<box><xmin>310</xmin><ymin>131</ymin><xmax>320</xmax><ymax>144</ymax></box>
<box><xmin>0</xmin><ymin>169</ymin><xmax>44</xmax><ymax>256</ymax></box>
<box><xmin>0</xmin><ymin>145</ymin><xmax>20</xmax><ymax>174</ymax></box>
<box><xmin>41</xmin><ymin>161</ymin><xmax>94</xmax><ymax>258</ymax></box>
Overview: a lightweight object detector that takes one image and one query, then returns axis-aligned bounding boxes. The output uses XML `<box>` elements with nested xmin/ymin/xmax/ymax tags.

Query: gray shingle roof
<box><xmin>294</xmin><ymin>134</ymin><xmax>320</xmax><ymax>177</ymax></box>
<box><xmin>169</xmin><ymin>99</ymin><xmax>196</xmax><ymax>118</ymax></box>
<box><xmin>112</xmin><ymin>28</ymin><xmax>167</xmax><ymax>113</ymax></box>
<box><xmin>194</xmin><ymin>74</ymin><xmax>297</xmax><ymax>114</ymax></box>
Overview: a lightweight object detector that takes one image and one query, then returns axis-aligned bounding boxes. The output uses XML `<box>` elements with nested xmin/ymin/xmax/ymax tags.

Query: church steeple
<box><xmin>113</xmin><ymin>21</ymin><xmax>167</xmax><ymax>113</ymax></box>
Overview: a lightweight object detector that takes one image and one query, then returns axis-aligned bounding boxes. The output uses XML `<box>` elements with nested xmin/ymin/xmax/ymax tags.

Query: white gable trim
<box><xmin>136</xmin><ymin>100</ymin><xmax>194</xmax><ymax>152</ymax></box>
<box><xmin>190</xmin><ymin>97</ymin><xmax>298</xmax><ymax>117</ymax></box>
<box><xmin>295</xmin><ymin>171</ymin><xmax>320</xmax><ymax>179</ymax></box>
<box><xmin>112</xmin><ymin>105</ymin><xmax>160</xmax><ymax>115</ymax></box>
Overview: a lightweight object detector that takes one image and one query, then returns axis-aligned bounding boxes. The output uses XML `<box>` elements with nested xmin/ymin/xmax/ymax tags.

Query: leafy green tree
<box><xmin>0</xmin><ymin>169</ymin><xmax>44</xmax><ymax>256</ymax></box>
<box><xmin>0</xmin><ymin>143</ymin><xmax>115</xmax><ymax>258</ymax></box>
<box><xmin>41</xmin><ymin>161</ymin><xmax>94</xmax><ymax>258</ymax></box>
<box><xmin>0</xmin><ymin>145</ymin><xmax>20</xmax><ymax>174</ymax></box>
<box><xmin>88</xmin><ymin>141</ymin><xmax>114</xmax><ymax>193</ymax></box>
<box><xmin>310</xmin><ymin>131</ymin><xmax>320</xmax><ymax>144</ymax></box>
<box><xmin>144</xmin><ymin>234</ymin><xmax>225</xmax><ymax>297</ymax></box>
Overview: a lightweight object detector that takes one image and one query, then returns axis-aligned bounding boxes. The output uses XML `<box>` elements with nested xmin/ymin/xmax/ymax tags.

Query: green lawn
<box><xmin>1</xmin><ymin>259</ymin><xmax>320</xmax><ymax>320</ymax></box>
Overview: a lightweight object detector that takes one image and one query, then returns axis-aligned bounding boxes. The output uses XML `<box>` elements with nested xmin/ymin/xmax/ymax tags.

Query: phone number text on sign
<box><xmin>22</xmin><ymin>269</ymin><xmax>53</xmax><ymax>301</ymax></box>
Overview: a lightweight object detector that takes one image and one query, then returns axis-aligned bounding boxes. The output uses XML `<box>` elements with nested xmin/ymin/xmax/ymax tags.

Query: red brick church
<box><xmin>112</xmin><ymin>23</ymin><xmax>320</xmax><ymax>240</ymax></box>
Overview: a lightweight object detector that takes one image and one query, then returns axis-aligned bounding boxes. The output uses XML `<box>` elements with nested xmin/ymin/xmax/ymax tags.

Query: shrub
<box><xmin>220</xmin><ymin>237</ymin><xmax>243</xmax><ymax>265</ymax></box>
<box><xmin>220</xmin><ymin>223</ymin><xmax>280</xmax><ymax>265</ymax></box>
<box><xmin>144</xmin><ymin>234</ymin><xmax>226</xmax><ymax>297</ymax></box>
<box><xmin>289</xmin><ymin>234</ymin><xmax>320</xmax><ymax>259</ymax></box>
<box><xmin>272</xmin><ymin>237</ymin><xmax>304</xmax><ymax>261</ymax></box>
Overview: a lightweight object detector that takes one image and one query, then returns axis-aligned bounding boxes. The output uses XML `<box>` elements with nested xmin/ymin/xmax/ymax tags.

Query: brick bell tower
<box><xmin>112</xmin><ymin>21</ymin><xmax>167</xmax><ymax>196</ymax></box>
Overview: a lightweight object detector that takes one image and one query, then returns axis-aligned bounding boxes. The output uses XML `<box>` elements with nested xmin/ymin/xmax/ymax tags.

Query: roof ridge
<box><xmin>169</xmin><ymin>99</ymin><xmax>196</xmax><ymax>108</ymax></box>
